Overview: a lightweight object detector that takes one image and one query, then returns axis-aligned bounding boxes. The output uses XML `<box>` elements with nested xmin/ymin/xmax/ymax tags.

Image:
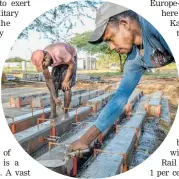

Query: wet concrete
<box><xmin>31</xmin><ymin>95</ymin><xmax>51</xmax><ymax>108</ymax></box>
<box><xmin>159</xmin><ymin>98</ymin><xmax>172</xmax><ymax>134</ymax></box>
<box><xmin>77</xmin><ymin>92</ymin><xmax>145</xmax><ymax>178</ymax></box>
<box><xmin>7</xmin><ymin>90</ymin><xmax>103</xmax><ymax>133</ymax></box>
<box><xmin>36</xmin><ymin>113</ymin><xmax>115</xmax><ymax>176</ymax></box>
<box><xmin>1</xmin><ymin>87</ymin><xmax>48</xmax><ymax>103</ymax></box>
<box><xmin>130</xmin><ymin>118</ymin><xmax>165</xmax><ymax>168</ymax></box>
<box><xmin>132</xmin><ymin>95</ymin><xmax>150</xmax><ymax>114</ymax></box>
<box><xmin>128</xmin><ymin>90</ymin><xmax>143</xmax><ymax>105</ymax></box>
<box><xmin>70</xmin><ymin>90</ymin><xmax>104</xmax><ymax>108</ymax></box>
<box><xmin>14</xmin><ymin>107</ymin><xmax>91</xmax><ymax>155</ymax></box>
<box><xmin>31</xmin><ymin>90</ymin><xmax>87</xmax><ymax>108</ymax></box>
<box><xmin>130</xmin><ymin>97</ymin><xmax>169</xmax><ymax>169</ymax></box>
<box><xmin>148</xmin><ymin>91</ymin><xmax>163</xmax><ymax>106</ymax></box>
<box><xmin>145</xmin><ymin>91</ymin><xmax>163</xmax><ymax>118</ymax></box>
<box><xmin>4</xmin><ymin>90</ymin><xmax>87</xmax><ymax>118</ymax></box>
<box><xmin>4</xmin><ymin>103</ymin><xmax>49</xmax><ymax>120</ymax></box>
<box><xmin>10</xmin><ymin>90</ymin><xmax>171</xmax><ymax>178</ymax></box>
<box><xmin>125</xmin><ymin>90</ymin><xmax>144</xmax><ymax>115</ymax></box>
<box><xmin>8</xmin><ymin>107</ymin><xmax>51</xmax><ymax>133</ymax></box>
<box><xmin>37</xmin><ymin>118</ymin><xmax>96</xmax><ymax>175</ymax></box>
<box><xmin>86</xmin><ymin>92</ymin><xmax>114</xmax><ymax>112</ymax></box>
<box><xmin>33</xmin><ymin>90</ymin><xmax>143</xmax><ymax>177</ymax></box>
<box><xmin>10</xmin><ymin>92</ymin><xmax>48</xmax><ymax>107</ymax></box>
<box><xmin>79</xmin><ymin>111</ymin><xmax>147</xmax><ymax>178</ymax></box>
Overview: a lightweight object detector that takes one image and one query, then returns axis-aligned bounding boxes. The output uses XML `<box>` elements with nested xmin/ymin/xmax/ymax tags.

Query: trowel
<box><xmin>51</xmin><ymin>104</ymin><xmax>66</xmax><ymax>127</ymax></box>
<box><xmin>39</xmin><ymin>148</ymin><xmax>90</xmax><ymax>168</ymax></box>
<box><xmin>56</xmin><ymin>105</ymin><xmax>65</xmax><ymax>117</ymax></box>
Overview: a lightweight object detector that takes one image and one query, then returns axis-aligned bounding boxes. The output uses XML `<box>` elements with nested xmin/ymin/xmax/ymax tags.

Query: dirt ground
<box><xmin>2</xmin><ymin>76</ymin><xmax>179</xmax><ymax>121</ymax></box>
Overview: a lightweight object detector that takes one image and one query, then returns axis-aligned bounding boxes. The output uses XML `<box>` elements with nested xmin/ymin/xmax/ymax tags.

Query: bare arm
<box><xmin>62</xmin><ymin>60</ymin><xmax>75</xmax><ymax>91</ymax></box>
<box><xmin>70</xmin><ymin>56</ymin><xmax>146</xmax><ymax>151</ymax></box>
<box><xmin>42</xmin><ymin>68</ymin><xmax>61</xmax><ymax>105</ymax></box>
<box><xmin>65</xmin><ymin>60</ymin><xmax>75</xmax><ymax>82</ymax></box>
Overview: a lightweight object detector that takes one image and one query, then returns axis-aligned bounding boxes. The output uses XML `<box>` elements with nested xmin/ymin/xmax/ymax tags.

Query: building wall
<box><xmin>4</xmin><ymin>58</ymin><xmax>96</xmax><ymax>71</ymax></box>
<box><xmin>77</xmin><ymin>58</ymin><xmax>86</xmax><ymax>70</ymax></box>
<box><xmin>4</xmin><ymin>62</ymin><xmax>21</xmax><ymax>68</ymax></box>
<box><xmin>77</xmin><ymin>57</ymin><xmax>96</xmax><ymax>70</ymax></box>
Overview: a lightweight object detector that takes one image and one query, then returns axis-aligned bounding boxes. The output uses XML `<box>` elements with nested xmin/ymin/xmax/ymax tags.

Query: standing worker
<box><xmin>70</xmin><ymin>2</ymin><xmax>175</xmax><ymax>151</ymax></box>
<box><xmin>31</xmin><ymin>42</ymin><xmax>77</xmax><ymax>118</ymax></box>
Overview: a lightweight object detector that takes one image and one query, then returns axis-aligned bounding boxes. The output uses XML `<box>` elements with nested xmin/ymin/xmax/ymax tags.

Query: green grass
<box><xmin>144</xmin><ymin>71</ymin><xmax>178</xmax><ymax>78</ymax></box>
<box><xmin>86</xmin><ymin>71</ymin><xmax>121</xmax><ymax>77</ymax></box>
<box><xmin>77</xmin><ymin>68</ymin><xmax>178</xmax><ymax>78</ymax></box>
<box><xmin>161</xmin><ymin>63</ymin><xmax>177</xmax><ymax>70</ymax></box>
<box><xmin>3</xmin><ymin>65</ymin><xmax>178</xmax><ymax>79</ymax></box>
<box><xmin>3</xmin><ymin>67</ymin><xmax>36</xmax><ymax>73</ymax></box>
<box><xmin>77</xmin><ymin>69</ymin><xmax>121</xmax><ymax>76</ymax></box>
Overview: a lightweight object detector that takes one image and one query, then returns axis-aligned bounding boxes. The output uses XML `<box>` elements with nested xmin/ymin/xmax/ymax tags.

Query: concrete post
<box><xmin>22</xmin><ymin>61</ymin><xmax>26</xmax><ymax>71</ymax></box>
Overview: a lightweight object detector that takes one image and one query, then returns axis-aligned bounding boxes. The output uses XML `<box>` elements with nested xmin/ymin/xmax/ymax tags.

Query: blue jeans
<box><xmin>95</xmin><ymin>52</ymin><xmax>146</xmax><ymax>132</ymax></box>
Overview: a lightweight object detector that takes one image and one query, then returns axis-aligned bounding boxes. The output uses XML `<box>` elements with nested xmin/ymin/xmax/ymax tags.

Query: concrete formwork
<box><xmin>124</xmin><ymin>90</ymin><xmax>143</xmax><ymax>116</ymax></box>
<box><xmin>70</xmin><ymin>90</ymin><xmax>87</xmax><ymax>96</ymax></box>
<box><xmin>79</xmin><ymin>111</ymin><xmax>146</xmax><ymax>178</ymax></box>
<box><xmin>70</xmin><ymin>90</ymin><xmax>104</xmax><ymax>108</ymax></box>
<box><xmin>37</xmin><ymin>119</ymin><xmax>114</xmax><ymax>176</ymax></box>
<box><xmin>89</xmin><ymin>90</ymin><xmax>104</xmax><ymax>98</ymax></box>
<box><xmin>146</xmin><ymin>91</ymin><xmax>163</xmax><ymax>107</ymax></box>
<box><xmin>31</xmin><ymin>90</ymin><xmax>87</xmax><ymax>108</ymax></box>
<box><xmin>4</xmin><ymin>90</ymin><xmax>88</xmax><ymax>120</ymax></box>
<box><xmin>9</xmin><ymin>92</ymin><xmax>48</xmax><ymax>108</ymax></box>
<box><xmin>86</xmin><ymin>92</ymin><xmax>114</xmax><ymax>113</ymax></box>
<box><xmin>70</xmin><ymin>96</ymin><xmax>81</xmax><ymax>108</ymax></box>
<box><xmin>160</xmin><ymin>98</ymin><xmax>171</xmax><ymax>124</ymax></box>
<box><xmin>133</xmin><ymin>95</ymin><xmax>150</xmax><ymax>114</ymax></box>
<box><xmin>128</xmin><ymin>90</ymin><xmax>143</xmax><ymax>104</ymax></box>
<box><xmin>14</xmin><ymin>107</ymin><xmax>91</xmax><ymax>155</ymax></box>
<box><xmin>31</xmin><ymin>90</ymin><xmax>104</xmax><ymax>109</ymax></box>
<box><xmin>37</xmin><ymin>122</ymin><xmax>94</xmax><ymax>174</ymax></box>
<box><xmin>8</xmin><ymin>107</ymin><xmax>51</xmax><ymax>134</ymax></box>
<box><xmin>31</xmin><ymin>95</ymin><xmax>51</xmax><ymax>108</ymax></box>
<box><xmin>36</xmin><ymin>90</ymin><xmax>144</xmax><ymax>176</ymax></box>
<box><xmin>130</xmin><ymin>96</ymin><xmax>170</xmax><ymax>168</ymax></box>
<box><xmin>159</xmin><ymin>97</ymin><xmax>172</xmax><ymax>134</ymax></box>
<box><xmin>149</xmin><ymin>91</ymin><xmax>163</xmax><ymax>106</ymax></box>
<box><xmin>80</xmin><ymin>92</ymin><xmax>90</xmax><ymax>106</ymax></box>
<box><xmin>145</xmin><ymin>91</ymin><xmax>163</xmax><ymax>117</ymax></box>
<box><xmin>8</xmin><ymin>90</ymin><xmax>104</xmax><ymax>133</ymax></box>
<box><xmin>6</xmin><ymin>89</ymin><xmax>171</xmax><ymax>178</ymax></box>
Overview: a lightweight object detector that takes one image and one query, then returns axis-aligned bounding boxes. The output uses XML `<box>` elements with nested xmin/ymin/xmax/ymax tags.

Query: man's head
<box><xmin>89</xmin><ymin>2</ymin><xmax>140</xmax><ymax>54</ymax></box>
<box><xmin>31</xmin><ymin>50</ymin><xmax>52</xmax><ymax>72</ymax></box>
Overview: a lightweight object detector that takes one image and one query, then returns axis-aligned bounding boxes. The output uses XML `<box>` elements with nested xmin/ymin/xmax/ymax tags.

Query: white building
<box><xmin>4</xmin><ymin>56</ymin><xmax>97</xmax><ymax>71</ymax></box>
<box><xmin>4</xmin><ymin>62</ymin><xmax>21</xmax><ymax>68</ymax></box>
<box><xmin>77</xmin><ymin>57</ymin><xmax>96</xmax><ymax>70</ymax></box>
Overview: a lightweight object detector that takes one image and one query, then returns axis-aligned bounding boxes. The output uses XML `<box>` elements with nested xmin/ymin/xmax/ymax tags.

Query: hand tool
<box><xmin>56</xmin><ymin>104</ymin><xmax>65</xmax><ymax>117</ymax></box>
<box><xmin>38</xmin><ymin>144</ymin><xmax>90</xmax><ymax>168</ymax></box>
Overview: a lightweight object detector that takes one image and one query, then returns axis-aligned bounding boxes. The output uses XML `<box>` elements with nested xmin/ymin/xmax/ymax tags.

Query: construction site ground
<box><xmin>1</xmin><ymin>68</ymin><xmax>179</xmax><ymax>177</ymax></box>
<box><xmin>2</xmin><ymin>73</ymin><xmax>179</xmax><ymax>119</ymax></box>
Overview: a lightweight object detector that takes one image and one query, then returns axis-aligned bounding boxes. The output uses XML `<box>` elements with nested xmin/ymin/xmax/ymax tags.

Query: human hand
<box><xmin>54</xmin><ymin>98</ymin><xmax>62</xmax><ymax>106</ymax></box>
<box><xmin>62</xmin><ymin>80</ymin><xmax>70</xmax><ymax>91</ymax></box>
<box><xmin>69</xmin><ymin>139</ymin><xmax>89</xmax><ymax>152</ymax></box>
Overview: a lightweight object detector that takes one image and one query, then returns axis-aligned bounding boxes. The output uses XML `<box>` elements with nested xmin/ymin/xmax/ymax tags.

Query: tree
<box><xmin>70</xmin><ymin>31</ymin><xmax>108</xmax><ymax>54</ymax></box>
<box><xmin>18</xmin><ymin>0</ymin><xmax>103</xmax><ymax>42</ymax></box>
<box><xmin>6</xmin><ymin>57</ymin><xmax>26</xmax><ymax>63</ymax></box>
<box><xmin>70</xmin><ymin>31</ymin><xmax>127</xmax><ymax>72</ymax></box>
<box><xmin>97</xmin><ymin>52</ymin><xmax>126</xmax><ymax>72</ymax></box>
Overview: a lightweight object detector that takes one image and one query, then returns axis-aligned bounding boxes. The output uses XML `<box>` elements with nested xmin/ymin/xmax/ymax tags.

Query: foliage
<box><xmin>18</xmin><ymin>0</ymin><xmax>103</xmax><ymax>42</ymax></box>
<box><xmin>70</xmin><ymin>31</ymin><xmax>109</xmax><ymax>54</ymax></box>
<box><xmin>70</xmin><ymin>31</ymin><xmax>127</xmax><ymax>72</ymax></box>
<box><xmin>6</xmin><ymin>57</ymin><xmax>26</xmax><ymax>62</ymax></box>
<box><xmin>97</xmin><ymin>51</ymin><xmax>126</xmax><ymax>68</ymax></box>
